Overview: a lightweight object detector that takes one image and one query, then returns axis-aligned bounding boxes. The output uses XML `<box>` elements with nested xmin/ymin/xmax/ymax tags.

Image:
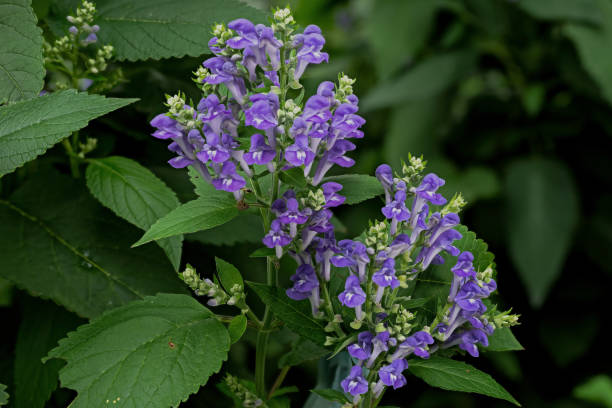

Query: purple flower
<box><xmin>378</xmin><ymin>359</ymin><xmax>409</xmax><ymax>389</ymax></box>
<box><xmin>418</xmin><ymin>229</ymin><xmax>462</xmax><ymax>269</ymax></box>
<box><xmin>338</xmin><ymin>275</ymin><xmax>366</xmax><ymax>320</ymax></box>
<box><xmin>313</xmin><ymin>232</ymin><xmax>338</xmax><ymax>281</ymax></box>
<box><xmin>376</xmin><ymin>164</ymin><xmax>394</xmax><ymax>203</ymax></box>
<box><xmin>387</xmin><ymin>234</ymin><xmax>413</xmax><ymax>259</ymax></box>
<box><xmin>279</xmin><ymin>198</ymin><xmax>309</xmax><ymax>237</ymax></box>
<box><xmin>244</xmin><ymin>134</ymin><xmax>276</xmax><ymax>166</ymax></box>
<box><xmin>293</xmin><ymin>25</ymin><xmax>329</xmax><ymax>81</ymax></box>
<box><xmin>212</xmin><ymin>161</ymin><xmax>246</xmax><ymax>192</ymax></box>
<box><xmin>202</xmin><ymin>57</ymin><xmax>247</xmax><ymax>103</ymax></box>
<box><xmin>317</xmin><ymin>81</ymin><xmax>336</xmax><ymax>104</ymax></box>
<box><xmin>444</xmin><ymin>328</ymin><xmax>489</xmax><ymax>357</ymax></box>
<box><xmin>245</xmin><ymin>93</ymin><xmax>279</xmax><ymax>130</ymax></box>
<box><xmin>330</xmin><ymin>103</ymin><xmax>365</xmax><ymax>140</ymax></box>
<box><xmin>390</xmin><ymin>331</ymin><xmax>435</xmax><ymax>361</ymax></box>
<box><xmin>285</xmin><ymin>134</ymin><xmax>315</xmax><ymax>167</ymax></box>
<box><xmin>348</xmin><ymin>331</ymin><xmax>374</xmax><ymax>360</ymax></box>
<box><xmin>196</xmin><ymin>131</ymin><xmax>231</xmax><ymax>163</ymax></box>
<box><xmin>382</xmin><ymin>190</ymin><xmax>410</xmax><ymax>235</ymax></box>
<box><xmin>301</xmin><ymin>209</ymin><xmax>333</xmax><ymax>250</ymax></box>
<box><xmin>263</xmin><ymin>220</ymin><xmax>292</xmax><ymax>258</ymax></box>
<box><xmin>227</xmin><ymin>19</ymin><xmax>282</xmax><ymax>70</ymax></box>
<box><xmin>286</xmin><ymin>264</ymin><xmax>319</xmax><ymax>300</ymax></box>
<box><xmin>322</xmin><ymin>182</ymin><xmax>345</xmax><ymax>208</ymax></box>
<box><xmin>341</xmin><ymin>366</ymin><xmax>368</xmax><ymax>397</ymax></box>
<box><xmin>312</xmin><ymin>139</ymin><xmax>356</xmax><ymax>185</ymax></box>
<box><xmin>151</xmin><ymin>114</ymin><xmax>182</xmax><ymax>139</ymax></box>
<box><xmin>448</xmin><ymin>252</ymin><xmax>477</xmax><ymax>301</ymax></box>
<box><xmin>366</xmin><ymin>331</ymin><xmax>395</xmax><ymax>368</ymax></box>
<box><xmin>302</xmin><ymin>95</ymin><xmax>332</xmax><ymax>123</ymax></box>
<box><xmin>409</xmin><ymin>173</ymin><xmax>446</xmax><ymax>229</ymax></box>
<box><xmin>372</xmin><ymin>258</ymin><xmax>399</xmax><ymax>303</ymax></box>
<box><xmin>331</xmin><ymin>240</ymin><xmax>370</xmax><ymax>282</ymax></box>
<box><xmin>429</xmin><ymin>213</ymin><xmax>460</xmax><ymax>245</ymax></box>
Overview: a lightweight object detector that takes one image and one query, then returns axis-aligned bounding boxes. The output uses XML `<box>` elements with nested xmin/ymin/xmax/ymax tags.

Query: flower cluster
<box><xmin>42</xmin><ymin>0</ymin><xmax>120</xmax><ymax>93</ymax></box>
<box><xmin>150</xmin><ymin>10</ymin><xmax>363</xmax><ymax>203</ymax></box>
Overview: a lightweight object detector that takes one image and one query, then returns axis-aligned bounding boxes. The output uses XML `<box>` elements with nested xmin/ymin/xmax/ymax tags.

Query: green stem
<box><xmin>267</xmin><ymin>365</ymin><xmax>290</xmax><ymax>400</ymax></box>
<box><xmin>255</xmin><ymin>256</ymin><xmax>275</xmax><ymax>396</ymax></box>
<box><xmin>62</xmin><ymin>138</ymin><xmax>80</xmax><ymax>178</ymax></box>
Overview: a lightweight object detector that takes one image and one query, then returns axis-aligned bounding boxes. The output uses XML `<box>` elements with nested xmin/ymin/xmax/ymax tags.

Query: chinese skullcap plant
<box><xmin>41</xmin><ymin>7</ymin><xmax>521</xmax><ymax>408</ymax></box>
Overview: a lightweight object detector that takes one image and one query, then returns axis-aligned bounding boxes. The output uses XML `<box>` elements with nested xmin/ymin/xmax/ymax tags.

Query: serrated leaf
<box><xmin>228</xmin><ymin>314</ymin><xmax>247</xmax><ymax>344</ymax></box>
<box><xmin>361</xmin><ymin>50</ymin><xmax>476</xmax><ymax>112</ymax></box>
<box><xmin>215</xmin><ymin>257</ymin><xmax>243</xmax><ymax>291</ymax></box>
<box><xmin>48</xmin><ymin>0</ymin><xmax>267</xmax><ymax>61</ymax></box>
<box><xmin>45</xmin><ymin>293</ymin><xmax>230</xmax><ymax>408</ymax></box>
<box><xmin>486</xmin><ymin>328</ymin><xmax>524</xmax><ymax>352</ymax></box>
<box><xmin>0</xmin><ymin>0</ymin><xmax>44</xmax><ymax>104</ymax></box>
<box><xmin>0</xmin><ymin>384</ymin><xmax>8</xmax><ymax>406</ymax></box>
<box><xmin>134</xmin><ymin>196</ymin><xmax>239</xmax><ymax>246</ymax></box>
<box><xmin>505</xmin><ymin>158</ymin><xmax>579</xmax><ymax>307</ymax></box>
<box><xmin>409</xmin><ymin>357</ymin><xmax>520</xmax><ymax>406</ymax></box>
<box><xmin>364</xmin><ymin>0</ymin><xmax>438</xmax><ymax>79</ymax></box>
<box><xmin>13</xmin><ymin>297</ymin><xmax>84</xmax><ymax>408</ymax></box>
<box><xmin>0</xmin><ymin>90</ymin><xmax>137</xmax><ymax>177</ymax></box>
<box><xmin>322</xmin><ymin>174</ymin><xmax>384</xmax><ymax>205</ymax></box>
<box><xmin>86</xmin><ymin>156</ymin><xmax>183</xmax><ymax>270</ymax></box>
<box><xmin>574</xmin><ymin>375</ymin><xmax>612</xmax><ymax>407</ymax></box>
<box><xmin>247</xmin><ymin>282</ymin><xmax>326</xmax><ymax>345</ymax></box>
<box><xmin>279</xmin><ymin>337</ymin><xmax>329</xmax><ymax>368</ymax></box>
<box><xmin>310</xmin><ymin>389</ymin><xmax>349</xmax><ymax>404</ymax></box>
<box><xmin>564</xmin><ymin>0</ymin><xmax>612</xmax><ymax>106</ymax></box>
<box><xmin>516</xmin><ymin>0</ymin><xmax>601</xmax><ymax>23</ymax></box>
<box><xmin>0</xmin><ymin>171</ymin><xmax>187</xmax><ymax>318</ymax></box>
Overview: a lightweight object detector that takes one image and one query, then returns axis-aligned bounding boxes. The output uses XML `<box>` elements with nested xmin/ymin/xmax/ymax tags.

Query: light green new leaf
<box><xmin>486</xmin><ymin>328</ymin><xmax>524</xmax><ymax>352</ymax></box>
<box><xmin>228</xmin><ymin>314</ymin><xmax>247</xmax><ymax>344</ymax></box>
<box><xmin>0</xmin><ymin>0</ymin><xmax>44</xmax><ymax>104</ymax></box>
<box><xmin>86</xmin><ymin>156</ymin><xmax>183</xmax><ymax>270</ymax></box>
<box><xmin>13</xmin><ymin>297</ymin><xmax>84</xmax><ymax>408</ymax></box>
<box><xmin>45</xmin><ymin>293</ymin><xmax>230</xmax><ymax>408</ymax></box>
<box><xmin>364</xmin><ymin>0</ymin><xmax>438</xmax><ymax>79</ymax></box>
<box><xmin>0</xmin><ymin>171</ymin><xmax>187</xmax><ymax>318</ymax></box>
<box><xmin>0</xmin><ymin>384</ymin><xmax>7</xmax><ymax>406</ymax></box>
<box><xmin>574</xmin><ymin>375</ymin><xmax>612</xmax><ymax>407</ymax></box>
<box><xmin>361</xmin><ymin>51</ymin><xmax>476</xmax><ymax>112</ymax></box>
<box><xmin>49</xmin><ymin>0</ymin><xmax>267</xmax><ymax>61</ymax></box>
<box><xmin>134</xmin><ymin>196</ymin><xmax>239</xmax><ymax>246</ymax></box>
<box><xmin>564</xmin><ymin>0</ymin><xmax>612</xmax><ymax>106</ymax></box>
<box><xmin>215</xmin><ymin>257</ymin><xmax>243</xmax><ymax>291</ymax></box>
<box><xmin>409</xmin><ymin>357</ymin><xmax>520</xmax><ymax>406</ymax></box>
<box><xmin>517</xmin><ymin>0</ymin><xmax>601</xmax><ymax>24</ymax></box>
<box><xmin>247</xmin><ymin>282</ymin><xmax>327</xmax><ymax>346</ymax></box>
<box><xmin>0</xmin><ymin>90</ymin><xmax>137</xmax><ymax>177</ymax></box>
<box><xmin>322</xmin><ymin>174</ymin><xmax>383</xmax><ymax>205</ymax></box>
<box><xmin>505</xmin><ymin>158</ymin><xmax>579</xmax><ymax>307</ymax></box>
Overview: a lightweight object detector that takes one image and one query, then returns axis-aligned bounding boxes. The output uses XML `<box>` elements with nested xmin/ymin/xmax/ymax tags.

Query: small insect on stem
<box><xmin>168</xmin><ymin>339</ymin><xmax>176</xmax><ymax>349</ymax></box>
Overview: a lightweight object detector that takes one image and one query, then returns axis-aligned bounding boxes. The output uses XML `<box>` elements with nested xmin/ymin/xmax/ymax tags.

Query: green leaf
<box><xmin>384</xmin><ymin>99</ymin><xmax>444</xmax><ymax>168</ymax></box>
<box><xmin>0</xmin><ymin>0</ymin><xmax>44</xmax><ymax>104</ymax></box>
<box><xmin>279</xmin><ymin>167</ymin><xmax>308</xmax><ymax>189</ymax></box>
<box><xmin>0</xmin><ymin>171</ymin><xmax>187</xmax><ymax>318</ymax></box>
<box><xmin>516</xmin><ymin>0</ymin><xmax>601</xmax><ymax>23</ymax></box>
<box><xmin>188</xmin><ymin>214</ymin><xmax>263</xmax><ymax>246</ymax></box>
<box><xmin>279</xmin><ymin>337</ymin><xmax>329</xmax><ymax>368</ymax></box>
<box><xmin>0</xmin><ymin>90</ymin><xmax>137</xmax><ymax>177</ymax></box>
<box><xmin>364</xmin><ymin>0</ymin><xmax>438</xmax><ymax>79</ymax></box>
<box><xmin>409</xmin><ymin>357</ymin><xmax>520</xmax><ymax>406</ymax></box>
<box><xmin>564</xmin><ymin>0</ymin><xmax>612</xmax><ymax>106</ymax></box>
<box><xmin>215</xmin><ymin>257</ymin><xmax>243</xmax><ymax>291</ymax></box>
<box><xmin>574</xmin><ymin>375</ymin><xmax>612</xmax><ymax>407</ymax></box>
<box><xmin>48</xmin><ymin>0</ymin><xmax>268</xmax><ymax>61</ymax></box>
<box><xmin>249</xmin><ymin>247</ymin><xmax>275</xmax><ymax>258</ymax></box>
<box><xmin>322</xmin><ymin>174</ymin><xmax>384</xmax><ymax>205</ymax></box>
<box><xmin>0</xmin><ymin>384</ymin><xmax>8</xmax><ymax>406</ymax></box>
<box><xmin>271</xmin><ymin>386</ymin><xmax>299</xmax><ymax>398</ymax></box>
<box><xmin>86</xmin><ymin>156</ymin><xmax>183</xmax><ymax>270</ymax></box>
<box><xmin>486</xmin><ymin>328</ymin><xmax>524</xmax><ymax>352</ymax></box>
<box><xmin>310</xmin><ymin>389</ymin><xmax>349</xmax><ymax>404</ymax></box>
<box><xmin>247</xmin><ymin>282</ymin><xmax>327</xmax><ymax>345</ymax></box>
<box><xmin>505</xmin><ymin>158</ymin><xmax>579</xmax><ymax>307</ymax></box>
<box><xmin>134</xmin><ymin>196</ymin><xmax>239</xmax><ymax>246</ymax></box>
<box><xmin>228</xmin><ymin>314</ymin><xmax>247</xmax><ymax>344</ymax></box>
<box><xmin>361</xmin><ymin>50</ymin><xmax>476</xmax><ymax>112</ymax></box>
<box><xmin>13</xmin><ymin>297</ymin><xmax>84</xmax><ymax>408</ymax></box>
<box><xmin>45</xmin><ymin>293</ymin><xmax>229</xmax><ymax>408</ymax></box>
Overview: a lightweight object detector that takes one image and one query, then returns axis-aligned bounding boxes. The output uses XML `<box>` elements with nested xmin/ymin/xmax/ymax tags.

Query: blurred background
<box><xmin>2</xmin><ymin>0</ymin><xmax>612</xmax><ymax>407</ymax></box>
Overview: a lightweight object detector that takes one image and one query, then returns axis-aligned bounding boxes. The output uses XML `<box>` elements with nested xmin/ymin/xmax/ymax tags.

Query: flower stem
<box><xmin>255</xmin><ymin>255</ymin><xmax>275</xmax><ymax>396</ymax></box>
<box><xmin>267</xmin><ymin>365</ymin><xmax>290</xmax><ymax>400</ymax></box>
